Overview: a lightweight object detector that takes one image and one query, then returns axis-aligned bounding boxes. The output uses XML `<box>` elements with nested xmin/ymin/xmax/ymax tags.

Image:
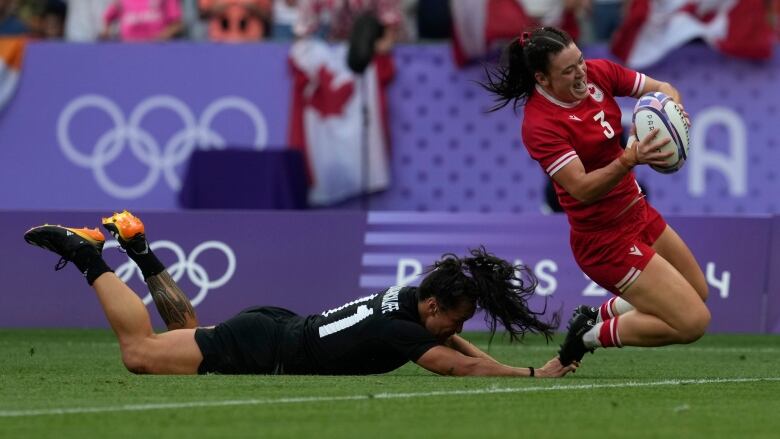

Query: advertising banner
<box><xmin>767</xmin><ymin>215</ymin><xmax>780</xmax><ymax>333</ymax></box>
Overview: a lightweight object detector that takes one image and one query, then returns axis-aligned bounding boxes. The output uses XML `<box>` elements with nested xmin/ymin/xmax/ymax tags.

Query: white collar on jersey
<box><xmin>535</xmin><ymin>84</ymin><xmax>582</xmax><ymax>109</ymax></box>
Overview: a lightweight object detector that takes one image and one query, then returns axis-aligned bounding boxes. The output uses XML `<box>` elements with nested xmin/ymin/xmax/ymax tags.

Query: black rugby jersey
<box><xmin>278</xmin><ymin>286</ymin><xmax>440</xmax><ymax>375</ymax></box>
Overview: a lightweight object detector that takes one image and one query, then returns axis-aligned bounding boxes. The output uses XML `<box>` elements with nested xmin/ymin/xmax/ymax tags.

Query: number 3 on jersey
<box><xmin>593</xmin><ymin>110</ymin><xmax>615</xmax><ymax>139</ymax></box>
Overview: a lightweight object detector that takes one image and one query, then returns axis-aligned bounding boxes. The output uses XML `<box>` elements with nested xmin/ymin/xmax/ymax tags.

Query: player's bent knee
<box><xmin>120</xmin><ymin>342</ymin><xmax>151</xmax><ymax>374</ymax></box>
<box><xmin>697</xmin><ymin>283</ymin><xmax>709</xmax><ymax>302</ymax></box>
<box><xmin>677</xmin><ymin>307</ymin><xmax>711</xmax><ymax>344</ymax></box>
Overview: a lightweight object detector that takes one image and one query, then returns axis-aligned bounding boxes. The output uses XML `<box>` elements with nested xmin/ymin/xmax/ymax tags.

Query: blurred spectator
<box><xmin>590</xmin><ymin>0</ymin><xmax>622</xmax><ymax>42</ymax></box>
<box><xmin>37</xmin><ymin>0</ymin><xmax>66</xmax><ymax>38</ymax></box>
<box><xmin>450</xmin><ymin>0</ymin><xmax>586</xmax><ymax>66</ymax></box>
<box><xmin>294</xmin><ymin>0</ymin><xmax>402</xmax><ymax>45</ymax></box>
<box><xmin>199</xmin><ymin>0</ymin><xmax>272</xmax><ymax>42</ymax></box>
<box><xmin>101</xmin><ymin>0</ymin><xmax>183</xmax><ymax>42</ymax></box>
<box><xmin>65</xmin><ymin>0</ymin><xmax>113</xmax><ymax>41</ymax></box>
<box><xmin>417</xmin><ymin>0</ymin><xmax>449</xmax><ymax>40</ymax></box>
<box><xmin>272</xmin><ymin>0</ymin><xmax>298</xmax><ymax>39</ymax></box>
<box><xmin>398</xmin><ymin>0</ymin><xmax>415</xmax><ymax>40</ymax></box>
<box><xmin>181</xmin><ymin>0</ymin><xmax>207</xmax><ymax>39</ymax></box>
<box><xmin>519</xmin><ymin>0</ymin><xmax>589</xmax><ymax>41</ymax></box>
<box><xmin>772</xmin><ymin>0</ymin><xmax>780</xmax><ymax>40</ymax></box>
<box><xmin>0</xmin><ymin>0</ymin><xmax>29</xmax><ymax>35</ymax></box>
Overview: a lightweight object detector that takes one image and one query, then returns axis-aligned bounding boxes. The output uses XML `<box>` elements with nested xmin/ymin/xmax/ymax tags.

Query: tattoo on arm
<box><xmin>146</xmin><ymin>271</ymin><xmax>198</xmax><ymax>330</ymax></box>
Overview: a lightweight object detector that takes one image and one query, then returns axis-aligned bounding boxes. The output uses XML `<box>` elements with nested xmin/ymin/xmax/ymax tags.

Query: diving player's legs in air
<box><xmin>560</xmin><ymin>250</ymin><xmax>709</xmax><ymax>365</ymax></box>
<box><xmin>24</xmin><ymin>224</ymin><xmax>203</xmax><ymax>374</ymax></box>
<box><xmin>102</xmin><ymin>211</ymin><xmax>198</xmax><ymax>331</ymax></box>
<box><xmin>578</xmin><ymin>223</ymin><xmax>708</xmax><ymax>324</ymax></box>
<box><xmin>559</xmin><ymin>207</ymin><xmax>710</xmax><ymax>366</ymax></box>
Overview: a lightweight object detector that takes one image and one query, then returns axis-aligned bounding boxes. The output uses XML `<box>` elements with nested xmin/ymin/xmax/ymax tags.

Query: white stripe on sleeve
<box><xmin>632</xmin><ymin>73</ymin><xmax>646</xmax><ymax>97</ymax></box>
<box><xmin>546</xmin><ymin>151</ymin><xmax>578</xmax><ymax>176</ymax></box>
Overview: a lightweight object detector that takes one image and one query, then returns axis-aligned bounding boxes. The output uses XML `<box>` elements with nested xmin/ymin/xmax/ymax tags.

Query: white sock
<box><xmin>613</xmin><ymin>297</ymin><xmax>634</xmax><ymax>315</ymax></box>
<box><xmin>582</xmin><ymin>323</ymin><xmax>602</xmax><ymax>349</ymax></box>
<box><xmin>596</xmin><ymin>297</ymin><xmax>635</xmax><ymax>323</ymax></box>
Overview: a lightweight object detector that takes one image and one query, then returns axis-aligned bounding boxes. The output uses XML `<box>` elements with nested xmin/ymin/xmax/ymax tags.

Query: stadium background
<box><xmin>0</xmin><ymin>40</ymin><xmax>778</xmax><ymax>334</ymax></box>
<box><xmin>1</xmin><ymin>2</ymin><xmax>780</xmax><ymax>437</ymax></box>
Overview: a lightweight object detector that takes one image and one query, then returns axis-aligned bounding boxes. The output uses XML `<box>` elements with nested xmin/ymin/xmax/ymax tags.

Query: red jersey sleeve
<box><xmin>521</xmin><ymin>113</ymin><xmax>578</xmax><ymax>177</ymax></box>
<box><xmin>589</xmin><ymin>59</ymin><xmax>646</xmax><ymax>98</ymax></box>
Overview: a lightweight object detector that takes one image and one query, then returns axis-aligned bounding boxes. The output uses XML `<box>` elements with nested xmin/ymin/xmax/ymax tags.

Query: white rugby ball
<box><xmin>632</xmin><ymin>92</ymin><xmax>690</xmax><ymax>174</ymax></box>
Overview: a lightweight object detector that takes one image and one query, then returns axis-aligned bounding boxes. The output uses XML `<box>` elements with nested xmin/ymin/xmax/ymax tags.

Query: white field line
<box><xmin>1</xmin><ymin>377</ymin><xmax>779</xmax><ymax>418</ymax></box>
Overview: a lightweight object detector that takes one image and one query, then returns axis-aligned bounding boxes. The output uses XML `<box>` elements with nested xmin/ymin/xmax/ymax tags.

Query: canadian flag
<box><xmin>611</xmin><ymin>0</ymin><xmax>773</xmax><ymax>69</ymax></box>
<box><xmin>0</xmin><ymin>37</ymin><xmax>25</xmax><ymax>112</ymax></box>
<box><xmin>450</xmin><ymin>0</ymin><xmax>579</xmax><ymax>66</ymax></box>
<box><xmin>288</xmin><ymin>39</ymin><xmax>394</xmax><ymax>206</ymax></box>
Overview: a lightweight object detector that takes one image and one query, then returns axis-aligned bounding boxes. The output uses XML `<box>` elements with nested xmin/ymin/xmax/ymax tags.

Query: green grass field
<box><xmin>1</xmin><ymin>330</ymin><xmax>778</xmax><ymax>438</ymax></box>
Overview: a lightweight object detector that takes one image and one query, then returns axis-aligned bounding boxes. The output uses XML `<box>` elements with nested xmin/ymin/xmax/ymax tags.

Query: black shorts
<box><xmin>194</xmin><ymin>306</ymin><xmax>299</xmax><ymax>375</ymax></box>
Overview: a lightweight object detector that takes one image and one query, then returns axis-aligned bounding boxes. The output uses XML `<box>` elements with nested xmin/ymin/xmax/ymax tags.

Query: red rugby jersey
<box><xmin>522</xmin><ymin>59</ymin><xmax>646</xmax><ymax>232</ymax></box>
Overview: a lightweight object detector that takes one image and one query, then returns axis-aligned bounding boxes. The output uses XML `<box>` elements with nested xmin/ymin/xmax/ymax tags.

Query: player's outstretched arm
<box><xmin>444</xmin><ymin>334</ymin><xmax>499</xmax><ymax>362</ymax></box>
<box><xmin>415</xmin><ymin>345</ymin><xmax>576</xmax><ymax>377</ymax></box>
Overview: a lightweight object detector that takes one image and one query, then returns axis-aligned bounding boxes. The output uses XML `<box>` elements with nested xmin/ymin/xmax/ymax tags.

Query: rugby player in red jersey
<box><xmin>481</xmin><ymin>26</ymin><xmax>710</xmax><ymax>365</ymax></box>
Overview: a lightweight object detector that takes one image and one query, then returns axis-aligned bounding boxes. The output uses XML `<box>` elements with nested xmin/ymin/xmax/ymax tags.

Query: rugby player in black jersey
<box><xmin>24</xmin><ymin>211</ymin><xmax>576</xmax><ymax>378</ymax></box>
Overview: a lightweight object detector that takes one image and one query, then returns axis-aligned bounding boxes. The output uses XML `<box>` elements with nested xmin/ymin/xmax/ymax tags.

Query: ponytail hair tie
<box><xmin>519</xmin><ymin>32</ymin><xmax>531</xmax><ymax>48</ymax></box>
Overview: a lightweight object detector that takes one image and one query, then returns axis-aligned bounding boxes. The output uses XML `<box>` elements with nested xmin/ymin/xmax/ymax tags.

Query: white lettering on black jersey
<box><xmin>318</xmin><ymin>294</ymin><xmax>378</xmax><ymax>338</ymax></box>
<box><xmin>321</xmin><ymin>294</ymin><xmax>377</xmax><ymax>317</ymax></box>
<box><xmin>318</xmin><ymin>305</ymin><xmax>374</xmax><ymax>338</ymax></box>
<box><xmin>281</xmin><ymin>287</ymin><xmax>440</xmax><ymax>375</ymax></box>
<box><xmin>381</xmin><ymin>286</ymin><xmax>402</xmax><ymax>314</ymax></box>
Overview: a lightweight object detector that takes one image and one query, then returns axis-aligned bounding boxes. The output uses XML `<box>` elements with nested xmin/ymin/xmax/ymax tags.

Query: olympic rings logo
<box><xmin>108</xmin><ymin>239</ymin><xmax>237</xmax><ymax>307</ymax></box>
<box><xmin>57</xmin><ymin>94</ymin><xmax>269</xmax><ymax>199</ymax></box>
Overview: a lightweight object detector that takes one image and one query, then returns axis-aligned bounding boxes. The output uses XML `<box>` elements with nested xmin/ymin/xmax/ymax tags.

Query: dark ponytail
<box><xmin>418</xmin><ymin>247</ymin><xmax>560</xmax><ymax>343</ymax></box>
<box><xmin>480</xmin><ymin>26</ymin><xmax>574</xmax><ymax>112</ymax></box>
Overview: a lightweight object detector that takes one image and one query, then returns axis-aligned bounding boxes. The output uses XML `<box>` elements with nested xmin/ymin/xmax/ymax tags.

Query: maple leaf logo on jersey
<box><xmin>587</xmin><ymin>83</ymin><xmax>604</xmax><ymax>102</ymax></box>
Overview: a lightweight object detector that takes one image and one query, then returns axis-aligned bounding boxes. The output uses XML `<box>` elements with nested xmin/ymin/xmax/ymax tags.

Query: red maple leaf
<box><xmin>307</xmin><ymin>66</ymin><xmax>354</xmax><ymax>117</ymax></box>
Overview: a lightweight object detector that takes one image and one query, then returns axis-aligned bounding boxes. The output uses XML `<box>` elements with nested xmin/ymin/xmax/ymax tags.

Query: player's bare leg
<box><xmin>24</xmin><ymin>224</ymin><xmax>203</xmax><ymax>374</ymax></box>
<box><xmin>90</xmin><ymin>273</ymin><xmax>202</xmax><ymax>374</ymax></box>
<box><xmin>146</xmin><ymin>272</ymin><xmax>198</xmax><ymax>330</ymax></box>
<box><xmin>651</xmin><ymin>225</ymin><xmax>708</xmax><ymax>301</ymax></box>
<box><xmin>612</xmin><ymin>254</ymin><xmax>710</xmax><ymax>346</ymax></box>
<box><xmin>103</xmin><ymin>211</ymin><xmax>198</xmax><ymax>330</ymax></box>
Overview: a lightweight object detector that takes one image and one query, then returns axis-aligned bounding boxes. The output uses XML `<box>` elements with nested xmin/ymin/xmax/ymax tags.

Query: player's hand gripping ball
<box><xmin>633</xmin><ymin>92</ymin><xmax>690</xmax><ymax>174</ymax></box>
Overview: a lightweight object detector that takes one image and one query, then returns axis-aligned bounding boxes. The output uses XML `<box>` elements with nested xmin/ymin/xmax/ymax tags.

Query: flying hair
<box><xmin>418</xmin><ymin>247</ymin><xmax>560</xmax><ymax>344</ymax></box>
<box><xmin>479</xmin><ymin>26</ymin><xmax>573</xmax><ymax>112</ymax></box>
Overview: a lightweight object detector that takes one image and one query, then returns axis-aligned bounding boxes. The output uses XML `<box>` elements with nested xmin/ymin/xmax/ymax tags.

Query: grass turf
<box><xmin>1</xmin><ymin>330</ymin><xmax>778</xmax><ymax>438</ymax></box>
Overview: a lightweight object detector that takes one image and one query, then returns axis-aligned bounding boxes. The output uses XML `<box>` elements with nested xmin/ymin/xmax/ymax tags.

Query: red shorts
<box><xmin>570</xmin><ymin>199</ymin><xmax>667</xmax><ymax>296</ymax></box>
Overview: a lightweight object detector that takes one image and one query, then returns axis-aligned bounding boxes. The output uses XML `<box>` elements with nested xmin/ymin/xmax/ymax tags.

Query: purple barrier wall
<box><xmin>1</xmin><ymin>210</ymin><xmax>773</xmax><ymax>333</ymax></box>
<box><xmin>0</xmin><ymin>43</ymin><xmax>778</xmax><ymax>215</ymax></box>
<box><xmin>768</xmin><ymin>216</ymin><xmax>780</xmax><ymax>333</ymax></box>
<box><xmin>0</xmin><ymin>43</ymin><xmax>291</xmax><ymax>210</ymax></box>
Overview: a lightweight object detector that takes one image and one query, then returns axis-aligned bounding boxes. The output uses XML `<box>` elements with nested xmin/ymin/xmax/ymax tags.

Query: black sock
<box><xmin>71</xmin><ymin>246</ymin><xmax>113</xmax><ymax>285</ymax></box>
<box><xmin>126</xmin><ymin>247</ymin><xmax>166</xmax><ymax>280</ymax></box>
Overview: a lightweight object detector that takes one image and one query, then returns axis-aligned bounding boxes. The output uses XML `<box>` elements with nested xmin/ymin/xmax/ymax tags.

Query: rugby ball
<box><xmin>632</xmin><ymin>92</ymin><xmax>690</xmax><ymax>174</ymax></box>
